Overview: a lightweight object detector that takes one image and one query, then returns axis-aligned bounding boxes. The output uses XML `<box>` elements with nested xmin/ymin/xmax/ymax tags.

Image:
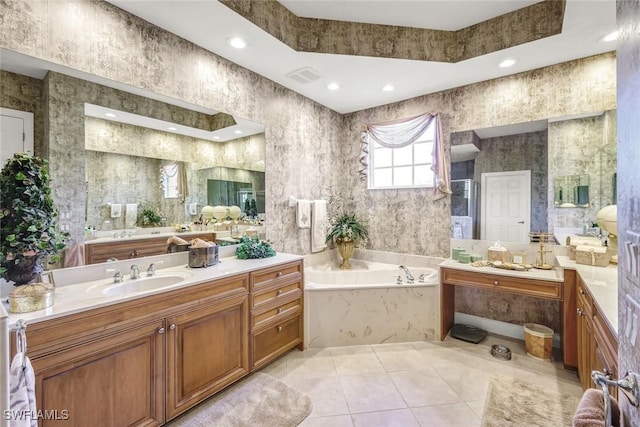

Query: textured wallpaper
<box><xmin>616</xmin><ymin>0</ymin><xmax>640</xmax><ymax>425</ymax></box>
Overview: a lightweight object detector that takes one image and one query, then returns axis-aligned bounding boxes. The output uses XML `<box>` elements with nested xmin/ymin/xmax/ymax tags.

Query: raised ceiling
<box><xmin>107</xmin><ymin>0</ymin><xmax>616</xmax><ymax>114</ymax></box>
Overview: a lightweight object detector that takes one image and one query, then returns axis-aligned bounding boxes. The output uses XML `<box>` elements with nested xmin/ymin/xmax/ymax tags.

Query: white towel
<box><xmin>311</xmin><ymin>200</ymin><xmax>327</xmax><ymax>253</ymax></box>
<box><xmin>125</xmin><ymin>203</ymin><xmax>137</xmax><ymax>228</ymax></box>
<box><xmin>296</xmin><ymin>199</ymin><xmax>311</xmax><ymax>229</ymax></box>
<box><xmin>9</xmin><ymin>352</ymin><xmax>37</xmax><ymax>427</ymax></box>
<box><xmin>110</xmin><ymin>203</ymin><xmax>122</xmax><ymax>218</ymax></box>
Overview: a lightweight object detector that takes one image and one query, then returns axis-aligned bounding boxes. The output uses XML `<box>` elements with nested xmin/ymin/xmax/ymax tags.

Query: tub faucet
<box><xmin>399</xmin><ymin>265</ymin><xmax>414</xmax><ymax>284</ymax></box>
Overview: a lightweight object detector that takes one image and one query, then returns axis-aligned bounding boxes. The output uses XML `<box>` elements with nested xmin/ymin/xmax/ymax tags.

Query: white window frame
<box><xmin>367</xmin><ymin>122</ymin><xmax>435</xmax><ymax>190</ymax></box>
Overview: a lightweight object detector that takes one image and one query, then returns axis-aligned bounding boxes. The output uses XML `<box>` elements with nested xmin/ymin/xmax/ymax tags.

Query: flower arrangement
<box><xmin>235</xmin><ymin>236</ymin><xmax>276</xmax><ymax>259</ymax></box>
<box><xmin>137</xmin><ymin>205</ymin><xmax>164</xmax><ymax>227</ymax></box>
<box><xmin>325</xmin><ymin>213</ymin><xmax>368</xmax><ymax>245</ymax></box>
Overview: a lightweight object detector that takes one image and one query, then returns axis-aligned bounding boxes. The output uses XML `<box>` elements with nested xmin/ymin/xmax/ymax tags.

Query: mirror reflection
<box><xmin>84</xmin><ymin>104</ymin><xmax>265</xmax><ymax>231</ymax></box>
<box><xmin>554</xmin><ymin>174</ymin><xmax>590</xmax><ymax>207</ymax></box>
<box><xmin>451</xmin><ymin>109</ymin><xmax>616</xmax><ymax>242</ymax></box>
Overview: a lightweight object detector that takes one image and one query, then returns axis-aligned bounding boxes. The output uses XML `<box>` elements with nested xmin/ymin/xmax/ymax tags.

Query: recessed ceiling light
<box><xmin>499</xmin><ymin>59</ymin><xmax>516</xmax><ymax>68</ymax></box>
<box><xmin>167</xmin><ymin>126</ymin><xmax>177</xmax><ymax>131</ymax></box>
<box><xmin>228</xmin><ymin>37</ymin><xmax>247</xmax><ymax>49</ymax></box>
<box><xmin>602</xmin><ymin>31</ymin><xmax>618</xmax><ymax>42</ymax></box>
<box><xmin>382</xmin><ymin>84</ymin><xmax>395</xmax><ymax>92</ymax></box>
<box><xmin>234</xmin><ymin>130</ymin><xmax>243</xmax><ymax>135</ymax></box>
<box><xmin>212</xmin><ymin>136</ymin><xmax>221</xmax><ymax>140</ymax></box>
<box><xmin>327</xmin><ymin>82</ymin><xmax>340</xmax><ymax>91</ymax></box>
<box><xmin>104</xmin><ymin>112</ymin><xmax>116</xmax><ymax>118</ymax></box>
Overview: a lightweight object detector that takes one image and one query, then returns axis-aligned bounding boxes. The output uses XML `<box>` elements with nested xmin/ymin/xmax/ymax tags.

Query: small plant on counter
<box><xmin>137</xmin><ymin>206</ymin><xmax>164</xmax><ymax>227</ymax></box>
<box><xmin>0</xmin><ymin>152</ymin><xmax>68</xmax><ymax>285</ymax></box>
<box><xmin>235</xmin><ymin>236</ymin><xmax>276</xmax><ymax>259</ymax></box>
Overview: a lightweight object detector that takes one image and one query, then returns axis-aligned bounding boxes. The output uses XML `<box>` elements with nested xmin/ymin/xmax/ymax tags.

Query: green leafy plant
<box><xmin>235</xmin><ymin>236</ymin><xmax>276</xmax><ymax>259</ymax></box>
<box><xmin>0</xmin><ymin>152</ymin><xmax>68</xmax><ymax>285</ymax></box>
<box><xmin>137</xmin><ymin>207</ymin><xmax>163</xmax><ymax>227</ymax></box>
<box><xmin>325</xmin><ymin>213</ymin><xmax>368</xmax><ymax>245</ymax></box>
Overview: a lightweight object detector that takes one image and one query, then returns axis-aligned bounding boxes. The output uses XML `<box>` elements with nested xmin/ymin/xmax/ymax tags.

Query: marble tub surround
<box><xmin>304</xmin><ymin>251</ymin><xmax>442</xmax><ymax>348</ymax></box>
<box><xmin>4</xmin><ymin>252</ymin><xmax>302</xmax><ymax>327</ymax></box>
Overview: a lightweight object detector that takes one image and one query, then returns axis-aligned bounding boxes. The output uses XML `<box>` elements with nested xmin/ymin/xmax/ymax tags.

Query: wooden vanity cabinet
<box><xmin>576</xmin><ymin>276</ymin><xmax>618</xmax><ymax>395</ymax></box>
<box><xmin>249</xmin><ymin>261</ymin><xmax>304</xmax><ymax>370</ymax></box>
<box><xmin>84</xmin><ymin>232</ymin><xmax>216</xmax><ymax>264</ymax></box>
<box><xmin>20</xmin><ymin>273</ymin><xmax>249</xmax><ymax>426</ymax></box>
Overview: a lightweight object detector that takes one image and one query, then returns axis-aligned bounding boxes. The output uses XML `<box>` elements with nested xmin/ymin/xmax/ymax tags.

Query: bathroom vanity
<box><xmin>8</xmin><ymin>254</ymin><xmax>303</xmax><ymax>426</ymax></box>
<box><xmin>83</xmin><ymin>231</ymin><xmax>217</xmax><ymax>264</ymax></box>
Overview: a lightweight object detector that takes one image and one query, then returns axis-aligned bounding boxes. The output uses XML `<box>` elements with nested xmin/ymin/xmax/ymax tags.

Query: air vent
<box><xmin>286</xmin><ymin>67</ymin><xmax>320</xmax><ymax>84</ymax></box>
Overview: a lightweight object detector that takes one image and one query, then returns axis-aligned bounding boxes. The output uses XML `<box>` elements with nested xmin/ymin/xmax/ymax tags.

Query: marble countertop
<box><xmin>439</xmin><ymin>258</ymin><xmax>564</xmax><ymax>282</ymax></box>
<box><xmin>557</xmin><ymin>255</ymin><xmax>618</xmax><ymax>334</ymax></box>
<box><xmin>84</xmin><ymin>229</ymin><xmax>220</xmax><ymax>245</ymax></box>
<box><xmin>5</xmin><ymin>253</ymin><xmax>302</xmax><ymax>328</ymax></box>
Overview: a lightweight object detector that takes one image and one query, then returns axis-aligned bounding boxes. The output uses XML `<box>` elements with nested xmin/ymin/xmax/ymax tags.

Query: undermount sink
<box><xmin>87</xmin><ymin>272</ymin><xmax>193</xmax><ymax>296</ymax></box>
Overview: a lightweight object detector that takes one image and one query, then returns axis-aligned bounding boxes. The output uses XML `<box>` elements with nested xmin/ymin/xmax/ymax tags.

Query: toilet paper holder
<box><xmin>592</xmin><ymin>370</ymin><xmax>639</xmax><ymax>427</ymax></box>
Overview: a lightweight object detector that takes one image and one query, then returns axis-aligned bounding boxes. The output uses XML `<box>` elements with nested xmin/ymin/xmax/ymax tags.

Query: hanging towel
<box><xmin>311</xmin><ymin>200</ymin><xmax>327</xmax><ymax>253</ymax></box>
<box><xmin>9</xmin><ymin>352</ymin><xmax>37</xmax><ymax>427</ymax></box>
<box><xmin>110</xmin><ymin>203</ymin><xmax>122</xmax><ymax>218</ymax></box>
<box><xmin>296</xmin><ymin>199</ymin><xmax>311</xmax><ymax>229</ymax></box>
<box><xmin>63</xmin><ymin>244</ymin><xmax>85</xmax><ymax>267</ymax></box>
<box><xmin>572</xmin><ymin>388</ymin><xmax>620</xmax><ymax>427</ymax></box>
<box><xmin>125</xmin><ymin>203</ymin><xmax>138</xmax><ymax>228</ymax></box>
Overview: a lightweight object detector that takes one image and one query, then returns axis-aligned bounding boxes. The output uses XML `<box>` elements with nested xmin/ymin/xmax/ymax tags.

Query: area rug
<box><xmin>166</xmin><ymin>372</ymin><xmax>312</xmax><ymax>427</ymax></box>
<box><xmin>481</xmin><ymin>375</ymin><xmax>581</xmax><ymax>427</ymax></box>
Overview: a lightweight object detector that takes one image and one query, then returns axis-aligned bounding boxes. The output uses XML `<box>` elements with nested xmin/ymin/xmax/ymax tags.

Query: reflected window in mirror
<box><xmin>161</xmin><ymin>163</ymin><xmax>179</xmax><ymax>199</ymax></box>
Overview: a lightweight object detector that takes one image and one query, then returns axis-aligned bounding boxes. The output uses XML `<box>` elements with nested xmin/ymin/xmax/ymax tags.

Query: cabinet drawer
<box><xmin>441</xmin><ymin>268</ymin><xmax>561</xmax><ymax>300</ymax></box>
<box><xmin>250</xmin><ymin>261</ymin><xmax>302</xmax><ymax>290</ymax></box>
<box><xmin>252</xmin><ymin>281</ymin><xmax>301</xmax><ymax>309</ymax></box>
<box><xmin>252</xmin><ymin>315</ymin><xmax>302</xmax><ymax>369</ymax></box>
<box><xmin>252</xmin><ymin>298</ymin><xmax>302</xmax><ymax>330</ymax></box>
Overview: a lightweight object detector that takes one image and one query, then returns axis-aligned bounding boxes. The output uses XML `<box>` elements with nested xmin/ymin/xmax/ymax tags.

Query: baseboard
<box><xmin>454</xmin><ymin>312</ymin><xmax>561</xmax><ymax>348</ymax></box>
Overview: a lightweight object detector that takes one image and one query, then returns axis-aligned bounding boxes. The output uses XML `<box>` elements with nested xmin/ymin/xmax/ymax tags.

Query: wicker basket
<box><xmin>524</xmin><ymin>323</ymin><xmax>553</xmax><ymax>361</ymax></box>
<box><xmin>9</xmin><ymin>282</ymin><xmax>54</xmax><ymax>313</ymax></box>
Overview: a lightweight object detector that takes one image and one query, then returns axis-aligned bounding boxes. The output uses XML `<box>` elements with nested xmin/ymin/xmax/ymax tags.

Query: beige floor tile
<box><xmin>352</xmin><ymin>409</ymin><xmax>420</xmax><ymax>427</ymax></box>
<box><xmin>372</xmin><ymin>346</ymin><xmax>433</xmax><ymax>372</ymax></box>
<box><xmin>412</xmin><ymin>402</ymin><xmax>481</xmax><ymax>427</ymax></box>
<box><xmin>287</xmin><ymin>376</ymin><xmax>350</xmax><ymax>417</ymax></box>
<box><xmin>258</xmin><ymin>356</ymin><xmax>286</xmax><ymax>380</ymax></box>
<box><xmin>287</xmin><ymin>353</ymin><xmax>338</xmax><ymax>379</ymax></box>
<box><xmin>434</xmin><ymin>363</ymin><xmax>493</xmax><ymax>402</ymax></box>
<box><xmin>329</xmin><ymin>345</ymin><xmax>374</xmax><ymax>356</ymax></box>
<box><xmin>466</xmin><ymin>399</ymin><xmax>486</xmax><ymax>419</ymax></box>
<box><xmin>390</xmin><ymin>369</ymin><xmax>463</xmax><ymax>407</ymax></box>
<box><xmin>332</xmin><ymin>350</ymin><xmax>386</xmax><ymax>376</ymax></box>
<box><xmin>299</xmin><ymin>415</ymin><xmax>354</xmax><ymax>427</ymax></box>
<box><xmin>340</xmin><ymin>373</ymin><xmax>407</xmax><ymax>414</ymax></box>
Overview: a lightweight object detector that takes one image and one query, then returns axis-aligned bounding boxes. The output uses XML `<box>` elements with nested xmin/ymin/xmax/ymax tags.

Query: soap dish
<box><xmin>490</xmin><ymin>344</ymin><xmax>512</xmax><ymax>361</ymax></box>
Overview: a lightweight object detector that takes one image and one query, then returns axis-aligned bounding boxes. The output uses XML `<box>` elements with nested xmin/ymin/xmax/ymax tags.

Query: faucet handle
<box><xmin>395</xmin><ymin>275</ymin><xmax>403</xmax><ymax>285</ymax></box>
<box><xmin>418</xmin><ymin>273</ymin><xmax>425</xmax><ymax>283</ymax></box>
<box><xmin>146</xmin><ymin>261</ymin><xmax>164</xmax><ymax>277</ymax></box>
<box><xmin>105</xmin><ymin>268</ymin><xmax>122</xmax><ymax>283</ymax></box>
<box><xmin>130</xmin><ymin>264</ymin><xmax>140</xmax><ymax>279</ymax></box>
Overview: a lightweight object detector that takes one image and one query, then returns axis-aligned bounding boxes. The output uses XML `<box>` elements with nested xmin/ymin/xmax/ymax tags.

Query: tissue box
<box><xmin>188</xmin><ymin>246</ymin><xmax>219</xmax><ymax>268</ymax></box>
<box><xmin>575</xmin><ymin>245</ymin><xmax>610</xmax><ymax>267</ymax></box>
<box><xmin>566</xmin><ymin>236</ymin><xmax>602</xmax><ymax>260</ymax></box>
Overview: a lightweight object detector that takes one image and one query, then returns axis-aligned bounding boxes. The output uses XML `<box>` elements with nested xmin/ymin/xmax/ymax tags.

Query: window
<box><xmin>368</xmin><ymin>121</ymin><xmax>435</xmax><ymax>189</ymax></box>
<box><xmin>161</xmin><ymin>164</ymin><xmax>179</xmax><ymax>198</ymax></box>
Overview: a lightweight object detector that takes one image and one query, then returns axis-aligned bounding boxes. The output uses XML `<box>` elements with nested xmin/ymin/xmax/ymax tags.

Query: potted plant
<box><xmin>137</xmin><ymin>206</ymin><xmax>164</xmax><ymax>227</ymax></box>
<box><xmin>325</xmin><ymin>213</ymin><xmax>368</xmax><ymax>269</ymax></box>
<box><xmin>0</xmin><ymin>152</ymin><xmax>67</xmax><ymax>289</ymax></box>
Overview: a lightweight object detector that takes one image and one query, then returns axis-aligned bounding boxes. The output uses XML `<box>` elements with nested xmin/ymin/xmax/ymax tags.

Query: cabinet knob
<box><xmin>158</xmin><ymin>327</ymin><xmax>165</xmax><ymax>334</ymax></box>
<box><xmin>493</xmin><ymin>280</ymin><xmax>499</xmax><ymax>286</ymax></box>
<box><xmin>276</xmin><ymin>272</ymin><xmax>283</xmax><ymax>277</ymax></box>
<box><xmin>277</xmin><ymin>326</ymin><xmax>283</xmax><ymax>332</ymax></box>
<box><xmin>277</xmin><ymin>308</ymin><xmax>283</xmax><ymax>314</ymax></box>
<box><xmin>276</xmin><ymin>290</ymin><xmax>283</xmax><ymax>296</ymax></box>
<box><xmin>169</xmin><ymin>324</ymin><xmax>176</xmax><ymax>330</ymax></box>
<box><xmin>580</xmin><ymin>289</ymin><xmax>585</xmax><ymax>295</ymax></box>
<box><xmin>577</xmin><ymin>308</ymin><xmax>583</xmax><ymax>316</ymax></box>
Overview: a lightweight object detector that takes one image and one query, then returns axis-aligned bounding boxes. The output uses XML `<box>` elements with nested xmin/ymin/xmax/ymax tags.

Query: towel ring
<box><xmin>592</xmin><ymin>370</ymin><xmax>640</xmax><ymax>427</ymax></box>
<box><xmin>15</xmin><ymin>319</ymin><xmax>28</xmax><ymax>370</ymax></box>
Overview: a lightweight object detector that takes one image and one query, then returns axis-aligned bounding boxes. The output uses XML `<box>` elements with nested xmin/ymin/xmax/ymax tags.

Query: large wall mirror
<box><xmin>450</xmin><ymin>109</ymin><xmax>617</xmax><ymax>243</ymax></box>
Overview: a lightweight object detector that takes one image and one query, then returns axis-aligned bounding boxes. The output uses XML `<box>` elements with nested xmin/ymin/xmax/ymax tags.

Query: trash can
<box><xmin>524</xmin><ymin>323</ymin><xmax>554</xmax><ymax>360</ymax></box>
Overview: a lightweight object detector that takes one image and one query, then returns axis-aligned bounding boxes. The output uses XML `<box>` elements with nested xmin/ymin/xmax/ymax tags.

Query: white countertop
<box><xmin>557</xmin><ymin>255</ymin><xmax>618</xmax><ymax>334</ymax></box>
<box><xmin>5</xmin><ymin>253</ymin><xmax>302</xmax><ymax>328</ymax></box>
<box><xmin>439</xmin><ymin>258</ymin><xmax>564</xmax><ymax>282</ymax></box>
<box><xmin>84</xmin><ymin>229</ymin><xmax>218</xmax><ymax>245</ymax></box>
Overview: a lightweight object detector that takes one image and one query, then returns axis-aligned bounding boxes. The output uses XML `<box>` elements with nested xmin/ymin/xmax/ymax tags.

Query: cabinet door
<box><xmin>32</xmin><ymin>321</ymin><xmax>165</xmax><ymax>427</ymax></box>
<box><xmin>577</xmin><ymin>302</ymin><xmax>594</xmax><ymax>390</ymax></box>
<box><xmin>166</xmin><ymin>294</ymin><xmax>249</xmax><ymax>420</ymax></box>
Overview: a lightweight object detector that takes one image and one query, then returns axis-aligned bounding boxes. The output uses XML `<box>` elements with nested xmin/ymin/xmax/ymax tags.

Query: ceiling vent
<box><xmin>286</xmin><ymin>67</ymin><xmax>320</xmax><ymax>84</ymax></box>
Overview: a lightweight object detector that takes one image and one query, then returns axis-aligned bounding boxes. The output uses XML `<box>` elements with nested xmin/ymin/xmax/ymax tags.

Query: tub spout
<box><xmin>399</xmin><ymin>265</ymin><xmax>414</xmax><ymax>283</ymax></box>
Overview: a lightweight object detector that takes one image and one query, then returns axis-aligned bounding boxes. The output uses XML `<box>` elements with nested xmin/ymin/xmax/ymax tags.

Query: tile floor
<box><xmin>261</xmin><ymin>335</ymin><xmax>583</xmax><ymax>426</ymax></box>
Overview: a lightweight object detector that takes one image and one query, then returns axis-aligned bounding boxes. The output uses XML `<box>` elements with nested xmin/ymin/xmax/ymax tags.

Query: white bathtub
<box><xmin>305</xmin><ymin>260</ymin><xmax>438</xmax><ymax>290</ymax></box>
<box><xmin>304</xmin><ymin>258</ymin><xmax>440</xmax><ymax>348</ymax></box>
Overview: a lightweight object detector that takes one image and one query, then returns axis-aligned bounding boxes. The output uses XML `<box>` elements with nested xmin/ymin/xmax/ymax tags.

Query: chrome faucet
<box><xmin>106</xmin><ymin>268</ymin><xmax>122</xmax><ymax>283</ymax></box>
<box><xmin>399</xmin><ymin>265</ymin><xmax>414</xmax><ymax>284</ymax></box>
<box><xmin>130</xmin><ymin>265</ymin><xmax>140</xmax><ymax>280</ymax></box>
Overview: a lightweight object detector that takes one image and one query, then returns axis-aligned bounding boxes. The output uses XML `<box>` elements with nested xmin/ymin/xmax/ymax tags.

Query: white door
<box><xmin>481</xmin><ymin>170</ymin><xmax>531</xmax><ymax>243</ymax></box>
<box><xmin>0</xmin><ymin>107</ymin><xmax>34</xmax><ymax>167</ymax></box>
